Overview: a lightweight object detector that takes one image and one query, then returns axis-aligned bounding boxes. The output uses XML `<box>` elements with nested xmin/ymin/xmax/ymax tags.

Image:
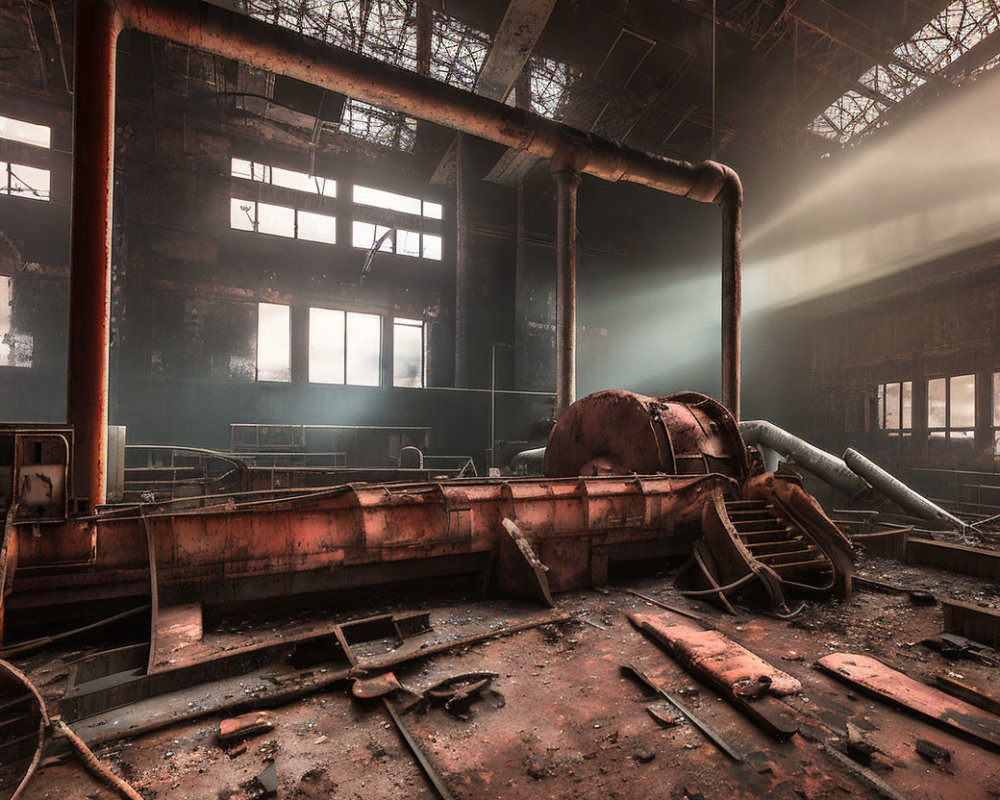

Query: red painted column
<box><xmin>67</xmin><ymin>0</ymin><xmax>121</xmax><ymax>510</ymax></box>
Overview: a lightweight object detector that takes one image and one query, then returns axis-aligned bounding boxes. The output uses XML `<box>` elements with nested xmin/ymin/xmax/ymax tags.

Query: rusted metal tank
<box><xmin>544</xmin><ymin>390</ymin><xmax>749</xmax><ymax>480</ymax></box>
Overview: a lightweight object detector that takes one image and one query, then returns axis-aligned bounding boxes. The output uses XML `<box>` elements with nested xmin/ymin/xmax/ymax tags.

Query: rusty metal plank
<box><xmin>906</xmin><ymin>538</ymin><xmax>1000</xmax><ymax>581</ymax></box>
<box><xmin>629</xmin><ymin>614</ymin><xmax>800</xmax><ymax>739</ymax></box>
<box><xmin>942</xmin><ymin>599</ymin><xmax>1000</xmax><ymax>648</ymax></box>
<box><xmin>817</xmin><ymin>653</ymin><xmax>1000</xmax><ymax>752</ymax></box>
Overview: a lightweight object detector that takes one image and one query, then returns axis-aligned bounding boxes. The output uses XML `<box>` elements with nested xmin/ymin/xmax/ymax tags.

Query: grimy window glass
<box><xmin>309</xmin><ymin>308</ymin><xmax>346</xmax><ymax>384</ymax></box>
<box><xmin>257</xmin><ymin>303</ymin><xmax>291</xmax><ymax>382</ymax></box>
<box><xmin>393</xmin><ymin>318</ymin><xmax>424</xmax><ymax>388</ymax></box>
<box><xmin>927</xmin><ymin>378</ymin><xmax>947</xmax><ymax>431</ymax></box>
<box><xmin>949</xmin><ymin>374</ymin><xmax>976</xmax><ymax>430</ymax></box>
<box><xmin>345</xmin><ymin>312</ymin><xmax>382</xmax><ymax>386</ymax></box>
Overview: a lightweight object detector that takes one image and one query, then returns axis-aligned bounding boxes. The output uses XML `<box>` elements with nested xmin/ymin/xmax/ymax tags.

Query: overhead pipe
<box><xmin>739</xmin><ymin>420</ymin><xmax>871</xmax><ymax>498</ymax></box>
<box><xmin>69</xmin><ymin>0</ymin><xmax>745</xmax><ymax>509</ymax></box>
<box><xmin>842</xmin><ymin>447</ymin><xmax>967</xmax><ymax>530</ymax></box>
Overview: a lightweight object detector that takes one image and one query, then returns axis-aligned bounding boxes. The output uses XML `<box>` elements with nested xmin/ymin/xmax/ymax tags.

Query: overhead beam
<box><xmin>475</xmin><ymin>0</ymin><xmax>559</xmax><ymax>102</ymax></box>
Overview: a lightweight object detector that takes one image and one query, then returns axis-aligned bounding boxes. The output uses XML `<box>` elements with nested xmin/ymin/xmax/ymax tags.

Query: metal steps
<box><xmin>724</xmin><ymin>499</ymin><xmax>833</xmax><ymax>579</ymax></box>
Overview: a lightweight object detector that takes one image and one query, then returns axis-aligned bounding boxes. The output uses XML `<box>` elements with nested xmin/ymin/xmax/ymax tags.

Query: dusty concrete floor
<box><xmin>15</xmin><ymin>552</ymin><xmax>1000</xmax><ymax>800</ymax></box>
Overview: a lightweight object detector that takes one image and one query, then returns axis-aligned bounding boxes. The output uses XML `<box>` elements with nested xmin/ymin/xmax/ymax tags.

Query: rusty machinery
<box><xmin>0</xmin><ymin>391</ymin><xmax>853</xmax><ymax>648</ymax></box>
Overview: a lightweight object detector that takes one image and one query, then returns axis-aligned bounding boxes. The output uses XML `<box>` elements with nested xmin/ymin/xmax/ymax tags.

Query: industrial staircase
<box><xmin>723</xmin><ymin>498</ymin><xmax>835</xmax><ymax>583</ymax></box>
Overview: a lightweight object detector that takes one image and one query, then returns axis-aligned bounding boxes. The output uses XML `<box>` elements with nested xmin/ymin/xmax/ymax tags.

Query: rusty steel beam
<box><xmin>66</xmin><ymin>0</ymin><xmax>123</xmax><ymax>510</ymax></box>
<box><xmin>475</xmin><ymin>0</ymin><xmax>558</xmax><ymax>102</ymax></box>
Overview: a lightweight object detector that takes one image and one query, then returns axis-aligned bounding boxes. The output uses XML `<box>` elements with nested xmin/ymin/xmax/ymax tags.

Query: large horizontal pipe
<box><xmin>739</xmin><ymin>420</ymin><xmax>871</xmax><ymax>498</ymax></box>
<box><xmin>842</xmin><ymin>447</ymin><xmax>967</xmax><ymax>530</ymax></box>
<box><xmin>119</xmin><ymin>0</ymin><xmax>742</xmax><ymax>417</ymax></box>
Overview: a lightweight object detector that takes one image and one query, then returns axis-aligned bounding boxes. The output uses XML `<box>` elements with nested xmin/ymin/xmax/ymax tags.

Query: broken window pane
<box><xmin>397</xmin><ymin>229</ymin><xmax>422</xmax><ymax>258</ymax></box>
<box><xmin>950</xmin><ymin>373</ymin><xmax>976</xmax><ymax>428</ymax></box>
<box><xmin>231</xmin><ymin>198</ymin><xmax>256</xmax><ymax>231</ymax></box>
<box><xmin>876</xmin><ymin>384</ymin><xmax>886</xmax><ymax>429</ymax></box>
<box><xmin>309</xmin><ymin>307</ymin><xmax>345</xmax><ymax>384</ymax></box>
<box><xmin>885</xmin><ymin>382</ymin><xmax>901</xmax><ymax>430</ymax></box>
<box><xmin>928</xmin><ymin>378</ymin><xmax>947</xmax><ymax>428</ymax></box>
<box><xmin>393</xmin><ymin>318</ymin><xmax>424</xmax><ymax>388</ymax></box>
<box><xmin>346</xmin><ymin>311</ymin><xmax>381</xmax><ymax>386</ymax></box>
<box><xmin>257</xmin><ymin>303</ymin><xmax>291</xmax><ymax>382</ymax></box>
<box><xmin>353</xmin><ymin>184</ymin><xmax>422</xmax><ymax>215</ymax></box>
<box><xmin>422</xmin><ymin>234</ymin><xmax>442</xmax><ymax>261</ymax></box>
<box><xmin>352</xmin><ymin>221</ymin><xmax>394</xmax><ymax>251</ymax></box>
<box><xmin>902</xmin><ymin>381</ymin><xmax>913</xmax><ymax>429</ymax></box>
<box><xmin>256</xmin><ymin>202</ymin><xmax>295</xmax><ymax>237</ymax></box>
<box><xmin>5</xmin><ymin>163</ymin><xmax>50</xmax><ymax>201</ymax></box>
<box><xmin>0</xmin><ymin>115</ymin><xmax>50</xmax><ymax>148</ymax></box>
<box><xmin>297</xmin><ymin>210</ymin><xmax>337</xmax><ymax>244</ymax></box>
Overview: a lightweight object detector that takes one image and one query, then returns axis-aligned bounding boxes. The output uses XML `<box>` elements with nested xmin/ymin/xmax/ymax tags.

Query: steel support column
<box><xmin>67</xmin><ymin>0</ymin><xmax>122</xmax><ymax>510</ymax></box>
<box><xmin>553</xmin><ymin>168</ymin><xmax>580</xmax><ymax>418</ymax></box>
<box><xmin>719</xmin><ymin>182</ymin><xmax>742</xmax><ymax>420</ymax></box>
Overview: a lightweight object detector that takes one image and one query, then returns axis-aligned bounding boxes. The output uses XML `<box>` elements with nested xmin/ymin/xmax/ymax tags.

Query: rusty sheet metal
<box><xmin>629</xmin><ymin>614</ymin><xmax>800</xmax><ymax>739</ymax></box>
<box><xmin>352</xmin><ymin>672</ymin><xmax>403</xmax><ymax>699</ymax></box>
<box><xmin>817</xmin><ymin>653</ymin><xmax>1000</xmax><ymax>752</ymax></box>
<box><xmin>9</xmin><ymin>474</ymin><xmax>727</xmax><ymax>623</ymax></box>
<box><xmin>0</xmin><ymin>658</ymin><xmax>48</xmax><ymax>800</ymax></box>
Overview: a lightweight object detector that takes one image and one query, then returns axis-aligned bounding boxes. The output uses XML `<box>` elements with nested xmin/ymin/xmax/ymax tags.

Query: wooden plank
<box><xmin>942</xmin><ymin>599</ymin><xmax>1000</xmax><ymax>648</ymax></box>
<box><xmin>817</xmin><ymin>653</ymin><xmax>1000</xmax><ymax>752</ymax></box>
<box><xmin>906</xmin><ymin>538</ymin><xmax>1000</xmax><ymax>581</ymax></box>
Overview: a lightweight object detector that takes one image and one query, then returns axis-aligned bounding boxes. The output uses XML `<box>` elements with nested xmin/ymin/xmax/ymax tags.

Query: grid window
<box><xmin>927</xmin><ymin>373</ymin><xmax>976</xmax><ymax>444</ymax></box>
<box><xmin>308</xmin><ymin>308</ymin><xmax>382</xmax><ymax>387</ymax></box>
<box><xmin>0</xmin><ymin>116</ymin><xmax>50</xmax><ymax>149</ymax></box>
<box><xmin>256</xmin><ymin>303</ymin><xmax>291</xmax><ymax>382</ymax></box>
<box><xmin>231</xmin><ymin>158</ymin><xmax>336</xmax><ymax>197</ymax></box>
<box><xmin>876</xmin><ymin>381</ymin><xmax>912</xmax><ymax>436</ymax></box>
<box><xmin>1</xmin><ymin>162</ymin><xmax>50</xmax><ymax>202</ymax></box>
<box><xmin>353</xmin><ymin>184</ymin><xmax>443</xmax><ymax>219</ymax></box>
<box><xmin>352</xmin><ymin>221</ymin><xmax>394</xmax><ymax>251</ymax></box>
<box><xmin>231</xmin><ymin>197</ymin><xmax>335</xmax><ymax>242</ymax></box>
<box><xmin>393</xmin><ymin>318</ymin><xmax>425</xmax><ymax>388</ymax></box>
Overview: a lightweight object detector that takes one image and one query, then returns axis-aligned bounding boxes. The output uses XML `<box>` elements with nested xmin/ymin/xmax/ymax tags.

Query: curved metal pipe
<box><xmin>509</xmin><ymin>446</ymin><xmax>547</xmax><ymax>474</ymax></box>
<box><xmin>67</xmin><ymin>0</ymin><xmax>745</xmax><ymax>509</ymax></box>
<box><xmin>842</xmin><ymin>447</ymin><xmax>967</xmax><ymax>530</ymax></box>
<box><xmin>739</xmin><ymin>420</ymin><xmax>871</xmax><ymax>498</ymax></box>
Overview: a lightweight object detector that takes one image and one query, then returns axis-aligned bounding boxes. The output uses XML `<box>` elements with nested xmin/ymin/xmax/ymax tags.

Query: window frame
<box><xmin>875</xmin><ymin>380</ymin><xmax>912</xmax><ymax>437</ymax></box>
<box><xmin>393</xmin><ymin>317</ymin><xmax>426</xmax><ymax>388</ymax></box>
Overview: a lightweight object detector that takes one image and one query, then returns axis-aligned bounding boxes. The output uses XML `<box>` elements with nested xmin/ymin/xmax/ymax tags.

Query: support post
<box><xmin>67</xmin><ymin>0</ymin><xmax>121</xmax><ymax>510</ymax></box>
<box><xmin>553</xmin><ymin>167</ymin><xmax>580</xmax><ymax>419</ymax></box>
<box><xmin>719</xmin><ymin>182</ymin><xmax>742</xmax><ymax>420</ymax></box>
